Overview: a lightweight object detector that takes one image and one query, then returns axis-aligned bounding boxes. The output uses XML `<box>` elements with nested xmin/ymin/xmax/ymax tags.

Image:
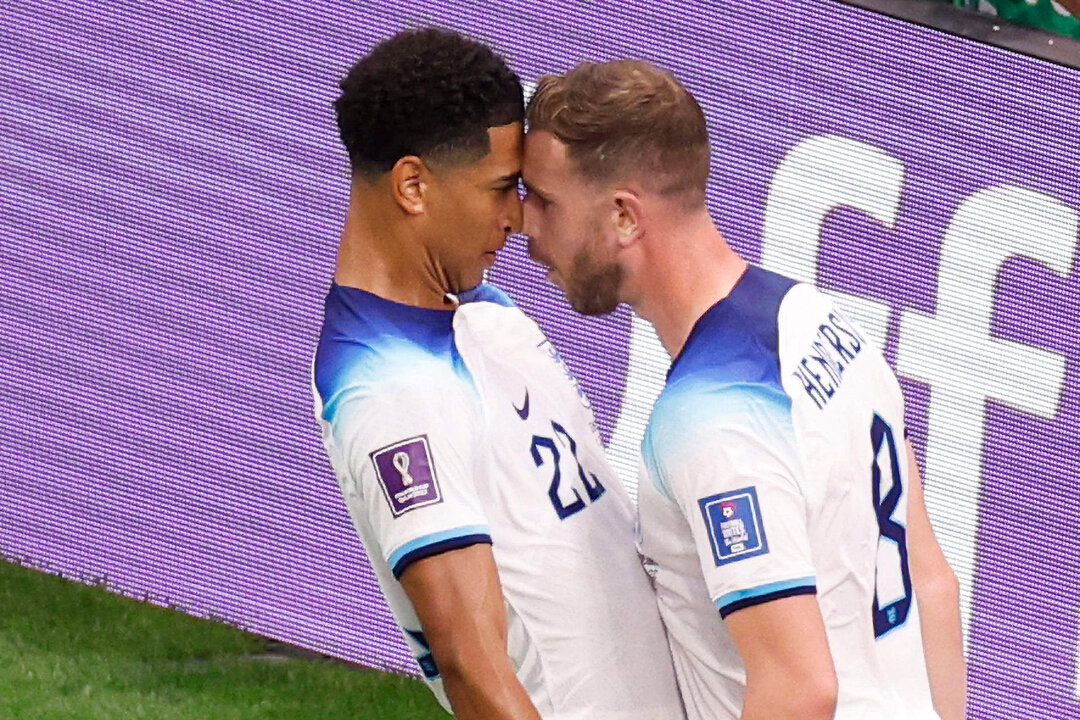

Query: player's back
<box><xmin>314</xmin><ymin>282</ymin><xmax>683</xmax><ymax>720</ymax></box>
<box><xmin>638</xmin><ymin>266</ymin><xmax>938</xmax><ymax>720</ymax></box>
<box><xmin>779</xmin><ymin>279</ymin><xmax>937</xmax><ymax>718</ymax></box>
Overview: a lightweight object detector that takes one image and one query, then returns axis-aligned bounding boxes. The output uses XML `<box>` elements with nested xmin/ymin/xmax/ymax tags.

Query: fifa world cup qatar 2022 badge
<box><xmin>370</xmin><ymin>435</ymin><xmax>442</xmax><ymax>516</ymax></box>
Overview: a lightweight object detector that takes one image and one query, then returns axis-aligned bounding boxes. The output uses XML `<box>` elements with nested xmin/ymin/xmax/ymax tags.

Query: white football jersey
<box><xmin>638</xmin><ymin>266</ymin><xmax>939</xmax><ymax>720</ymax></box>
<box><xmin>313</xmin><ymin>282</ymin><xmax>684</xmax><ymax>720</ymax></box>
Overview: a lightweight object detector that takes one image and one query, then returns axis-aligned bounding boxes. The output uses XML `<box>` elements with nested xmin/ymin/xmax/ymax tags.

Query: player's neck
<box><xmin>333</xmin><ymin>190</ymin><xmax>455</xmax><ymax>311</ymax></box>
<box><xmin>634</xmin><ymin>216</ymin><xmax>747</xmax><ymax>359</ymax></box>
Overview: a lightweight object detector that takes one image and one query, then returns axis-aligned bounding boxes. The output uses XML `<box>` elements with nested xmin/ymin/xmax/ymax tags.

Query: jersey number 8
<box><xmin>871</xmin><ymin>412</ymin><xmax>913</xmax><ymax>639</ymax></box>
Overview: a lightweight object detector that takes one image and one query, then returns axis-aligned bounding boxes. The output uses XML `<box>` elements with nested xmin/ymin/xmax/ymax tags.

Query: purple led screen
<box><xmin>2</xmin><ymin>2</ymin><xmax>1078</xmax><ymax>718</ymax></box>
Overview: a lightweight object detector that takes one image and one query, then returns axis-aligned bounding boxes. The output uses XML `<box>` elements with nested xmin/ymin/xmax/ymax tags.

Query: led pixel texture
<box><xmin>2</xmin><ymin>2</ymin><xmax>1078</xmax><ymax>717</ymax></box>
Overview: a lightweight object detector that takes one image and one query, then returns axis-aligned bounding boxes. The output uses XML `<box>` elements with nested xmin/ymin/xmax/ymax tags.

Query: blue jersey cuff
<box><xmin>388</xmin><ymin>526</ymin><xmax>492</xmax><ymax>579</ymax></box>
<box><xmin>716</xmin><ymin>576</ymin><xmax>817</xmax><ymax>618</ymax></box>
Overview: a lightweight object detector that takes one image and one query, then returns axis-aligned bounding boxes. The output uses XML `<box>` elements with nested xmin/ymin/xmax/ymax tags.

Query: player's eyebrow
<box><xmin>492</xmin><ymin>172</ymin><xmax>521</xmax><ymax>187</ymax></box>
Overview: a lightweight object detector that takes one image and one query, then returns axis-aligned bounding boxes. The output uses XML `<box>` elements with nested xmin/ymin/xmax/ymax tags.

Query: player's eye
<box><xmin>521</xmin><ymin>185</ymin><xmax>550</xmax><ymax>208</ymax></box>
<box><xmin>492</xmin><ymin>174</ymin><xmax>521</xmax><ymax>196</ymax></box>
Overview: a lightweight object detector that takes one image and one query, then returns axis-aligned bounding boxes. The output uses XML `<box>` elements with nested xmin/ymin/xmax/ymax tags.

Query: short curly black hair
<box><xmin>334</xmin><ymin>28</ymin><xmax>524</xmax><ymax>178</ymax></box>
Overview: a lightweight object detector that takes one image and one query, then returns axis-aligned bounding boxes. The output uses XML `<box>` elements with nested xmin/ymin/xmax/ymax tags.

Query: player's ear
<box><xmin>390</xmin><ymin>156</ymin><xmax>427</xmax><ymax>215</ymax></box>
<box><xmin>612</xmin><ymin>190</ymin><xmax>645</xmax><ymax>248</ymax></box>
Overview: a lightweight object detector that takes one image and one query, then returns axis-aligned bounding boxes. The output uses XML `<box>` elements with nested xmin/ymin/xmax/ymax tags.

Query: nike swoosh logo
<box><xmin>513</xmin><ymin>390</ymin><xmax>530</xmax><ymax>420</ymax></box>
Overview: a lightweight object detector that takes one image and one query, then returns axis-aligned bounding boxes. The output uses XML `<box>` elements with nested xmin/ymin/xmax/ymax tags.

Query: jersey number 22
<box><xmin>530</xmin><ymin>421</ymin><xmax>606</xmax><ymax>520</ymax></box>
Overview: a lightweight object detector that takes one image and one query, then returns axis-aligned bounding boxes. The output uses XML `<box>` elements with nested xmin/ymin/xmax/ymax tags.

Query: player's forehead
<box><xmin>522</xmin><ymin>130</ymin><xmax>573</xmax><ymax>193</ymax></box>
<box><xmin>470</xmin><ymin>121</ymin><xmax>523</xmax><ymax>180</ymax></box>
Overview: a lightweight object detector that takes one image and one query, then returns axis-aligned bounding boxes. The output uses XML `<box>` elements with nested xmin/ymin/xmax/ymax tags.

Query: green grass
<box><xmin>0</xmin><ymin>559</ymin><xmax>449</xmax><ymax>719</ymax></box>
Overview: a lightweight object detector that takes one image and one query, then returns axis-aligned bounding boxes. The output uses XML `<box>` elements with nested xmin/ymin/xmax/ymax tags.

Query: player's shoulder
<box><xmin>644</xmin><ymin>379</ymin><xmax>795</xmax><ymax>500</ymax></box>
<box><xmin>646</xmin><ymin>266</ymin><xmax>802</xmax><ymax>491</ymax></box>
<box><xmin>775</xmin><ymin>281</ymin><xmax>864</xmax><ymax>344</ymax></box>
<box><xmin>662</xmin><ymin>268</ymin><xmax>874</xmax><ymax>404</ymax></box>
<box><xmin>453</xmin><ymin>281</ymin><xmax>557</xmax><ymax>360</ymax></box>
<box><xmin>313</xmin><ymin>283</ymin><xmax>477</xmax><ymax>427</ymax></box>
<box><xmin>454</xmin><ymin>281</ymin><xmax>534</xmax><ymax>337</ymax></box>
<box><xmin>663</xmin><ymin>265</ymin><xmax>802</xmax><ymax>398</ymax></box>
<box><xmin>649</xmin><ymin>378</ymin><xmax>792</xmax><ymax>451</ymax></box>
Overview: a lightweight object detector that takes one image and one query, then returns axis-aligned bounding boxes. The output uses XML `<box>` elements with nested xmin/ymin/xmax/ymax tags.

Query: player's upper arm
<box><xmin>647</xmin><ymin>382</ymin><xmax>835</xmax><ymax>713</ymax></box>
<box><xmin>398</xmin><ymin>544</ymin><xmax>543</xmax><ymax>720</ymax></box>
<box><xmin>646</xmin><ymin>382</ymin><xmax>818</xmax><ymax>616</ymax></box>
<box><xmin>724</xmin><ymin>594</ymin><xmax>838</xmax><ymax>719</ymax></box>
<box><xmin>327</xmin><ymin>372</ymin><xmax>493</xmax><ymax>579</ymax></box>
<box><xmin>399</xmin><ymin>543</ymin><xmax>507</xmax><ymax>670</ymax></box>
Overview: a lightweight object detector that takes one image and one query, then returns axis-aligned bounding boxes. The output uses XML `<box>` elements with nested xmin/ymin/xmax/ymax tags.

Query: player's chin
<box><xmin>567</xmin><ymin>282</ymin><xmax>619</xmax><ymax>316</ymax></box>
<box><xmin>456</xmin><ymin>263</ymin><xmax>487</xmax><ymax>292</ymax></box>
<box><xmin>542</xmin><ymin>264</ymin><xmax>564</xmax><ymax>289</ymax></box>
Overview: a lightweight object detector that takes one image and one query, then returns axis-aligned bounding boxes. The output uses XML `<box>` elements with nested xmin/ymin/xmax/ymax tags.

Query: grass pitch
<box><xmin>0</xmin><ymin>559</ymin><xmax>448</xmax><ymax>719</ymax></box>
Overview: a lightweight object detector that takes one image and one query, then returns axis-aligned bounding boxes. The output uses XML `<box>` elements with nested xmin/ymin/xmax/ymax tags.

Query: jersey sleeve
<box><xmin>643</xmin><ymin>381</ymin><xmax>817</xmax><ymax>618</ymax></box>
<box><xmin>324</xmin><ymin>373</ymin><xmax>491</xmax><ymax>579</ymax></box>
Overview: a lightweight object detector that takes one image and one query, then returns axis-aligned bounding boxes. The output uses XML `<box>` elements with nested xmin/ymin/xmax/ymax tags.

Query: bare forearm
<box><xmin>400</xmin><ymin>547</ymin><xmax>542</xmax><ymax>720</ymax></box>
<box><xmin>728</xmin><ymin>597</ymin><xmax>838</xmax><ymax>720</ymax></box>
<box><xmin>422</xmin><ymin>598</ymin><xmax>542</xmax><ymax>720</ymax></box>
<box><xmin>904</xmin><ymin>440</ymin><xmax>966</xmax><ymax>719</ymax></box>
<box><xmin>917</xmin><ymin>575</ymin><xmax>967</xmax><ymax>720</ymax></box>
<box><xmin>441</xmin><ymin>656</ymin><xmax>542</xmax><ymax>720</ymax></box>
<box><xmin>425</xmin><ymin>599</ymin><xmax>540</xmax><ymax>719</ymax></box>
<box><xmin>741</xmin><ymin>683</ymin><xmax>836</xmax><ymax>720</ymax></box>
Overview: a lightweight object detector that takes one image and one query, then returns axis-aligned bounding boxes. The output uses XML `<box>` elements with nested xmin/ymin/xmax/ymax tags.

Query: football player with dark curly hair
<box><xmin>312</xmin><ymin>29</ymin><xmax>684</xmax><ymax>720</ymax></box>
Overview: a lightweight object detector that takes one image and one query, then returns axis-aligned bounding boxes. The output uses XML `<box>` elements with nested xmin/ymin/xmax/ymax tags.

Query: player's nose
<box><xmin>521</xmin><ymin>197</ymin><xmax>538</xmax><ymax>240</ymax></box>
<box><xmin>501</xmin><ymin>191</ymin><xmax>523</xmax><ymax>236</ymax></box>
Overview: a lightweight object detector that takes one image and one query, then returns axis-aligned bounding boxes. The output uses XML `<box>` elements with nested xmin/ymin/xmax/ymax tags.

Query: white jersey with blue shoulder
<box><xmin>313</xmin><ymin>281</ymin><xmax>684</xmax><ymax>720</ymax></box>
<box><xmin>638</xmin><ymin>265</ymin><xmax>938</xmax><ymax>720</ymax></box>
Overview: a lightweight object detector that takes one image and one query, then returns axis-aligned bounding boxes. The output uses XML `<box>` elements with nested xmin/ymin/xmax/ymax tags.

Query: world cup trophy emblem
<box><xmin>393</xmin><ymin>451</ymin><xmax>414</xmax><ymax>487</ymax></box>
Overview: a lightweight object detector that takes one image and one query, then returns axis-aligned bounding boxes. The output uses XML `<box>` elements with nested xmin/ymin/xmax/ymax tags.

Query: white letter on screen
<box><xmin>896</xmin><ymin>185</ymin><xmax>1076</xmax><ymax>636</ymax></box>
<box><xmin>606</xmin><ymin>313</ymin><xmax>669</xmax><ymax>500</ymax></box>
<box><xmin>759</xmin><ymin>134</ymin><xmax>902</xmax><ymax>346</ymax></box>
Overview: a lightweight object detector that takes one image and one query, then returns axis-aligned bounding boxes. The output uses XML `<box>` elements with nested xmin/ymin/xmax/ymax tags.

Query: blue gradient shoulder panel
<box><xmin>643</xmin><ymin>267</ymin><xmax>799</xmax><ymax>497</ymax></box>
<box><xmin>666</xmin><ymin>265</ymin><xmax>797</xmax><ymax>389</ymax></box>
<box><xmin>457</xmin><ymin>282</ymin><xmax>515</xmax><ymax>308</ymax></box>
<box><xmin>314</xmin><ymin>283</ymin><xmax>493</xmax><ymax>425</ymax></box>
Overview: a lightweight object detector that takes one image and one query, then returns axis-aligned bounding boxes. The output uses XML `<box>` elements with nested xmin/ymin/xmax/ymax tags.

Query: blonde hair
<box><xmin>526</xmin><ymin>60</ymin><xmax>709</xmax><ymax>200</ymax></box>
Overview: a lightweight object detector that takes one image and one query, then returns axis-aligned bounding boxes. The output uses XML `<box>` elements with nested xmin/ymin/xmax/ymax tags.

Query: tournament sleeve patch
<box><xmin>370</xmin><ymin>435</ymin><xmax>442</xmax><ymax>516</ymax></box>
<box><xmin>699</xmin><ymin>486</ymin><xmax>769</xmax><ymax>565</ymax></box>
